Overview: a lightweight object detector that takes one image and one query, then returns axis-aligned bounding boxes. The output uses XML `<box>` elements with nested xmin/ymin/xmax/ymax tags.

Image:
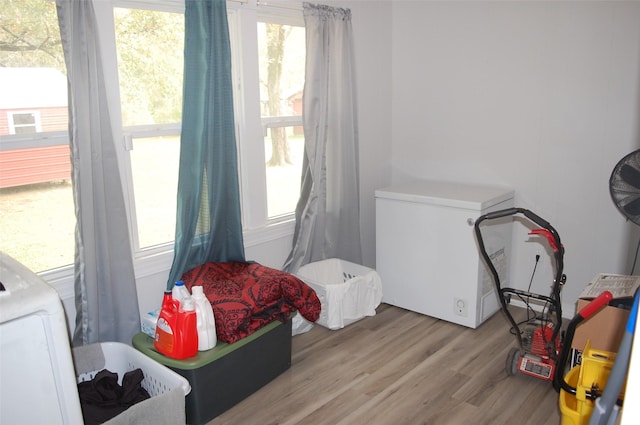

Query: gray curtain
<box><xmin>167</xmin><ymin>0</ymin><xmax>245</xmax><ymax>288</ymax></box>
<box><xmin>284</xmin><ymin>3</ymin><xmax>362</xmax><ymax>273</ymax></box>
<box><xmin>56</xmin><ymin>0</ymin><xmax>140</xmax><ymax>345</ymax></box>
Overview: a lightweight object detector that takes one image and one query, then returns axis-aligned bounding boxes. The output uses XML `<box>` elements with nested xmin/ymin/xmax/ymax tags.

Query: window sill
<box><xmin>243</xmin><ymin>217</ymin><xmax>295</xmax><ymax>247</ymax></box>
<box><xmin>40</xmin><ymin>218</ymin><xmax>296</xmax><ymax>296</ymax></box>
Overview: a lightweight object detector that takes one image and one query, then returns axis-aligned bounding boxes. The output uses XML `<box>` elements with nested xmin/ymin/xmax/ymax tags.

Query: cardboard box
<box><xmin>570</xmin><ymin>274</ymin><xmax>640</xmax><ymax>367</ymax></box>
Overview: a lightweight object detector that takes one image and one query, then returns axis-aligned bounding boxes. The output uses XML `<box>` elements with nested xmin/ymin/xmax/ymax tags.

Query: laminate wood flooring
<box><xmin>206</xmin><ymin>304</ymin><xmax>562</xmax><ymax>425</ymax></box>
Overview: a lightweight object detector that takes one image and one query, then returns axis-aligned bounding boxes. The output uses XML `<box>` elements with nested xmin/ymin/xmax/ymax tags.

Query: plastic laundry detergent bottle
<box><xmin>172</xmin><ymin>280</ymin><xmax>191</xmax><ymax>305</ymax></box>
<box><xmin>176</xmin><ymin>297</ymin><xmax>198</xmax><ymax>358</ymax></box>
<box><xmin>191</xmin><ymin>285</ymin><xmax>217</xmax><ymax>351</ymax></box>
<box><xmin>155</xmin><ymin>290</ymin><xmax>198</xmax><ymax>359</ymax></box>
<box><xmin>155</xmin><ymin>290</ymin><xmax>179</xmax><ymax>356</ymax></box>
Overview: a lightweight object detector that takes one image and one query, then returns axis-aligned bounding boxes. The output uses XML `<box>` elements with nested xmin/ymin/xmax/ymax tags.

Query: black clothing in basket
<box><xmin>78</xmin><ymin>368</ymin><xmax>150</xmax><ymax>425</ymax></box>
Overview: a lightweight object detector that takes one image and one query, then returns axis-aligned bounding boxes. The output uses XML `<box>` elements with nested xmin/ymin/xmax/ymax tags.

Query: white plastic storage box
<box><xmin>74</xmin><ymin>342</ymin><xmax>191</xmax><ymax>425</ymax></box>
<box><xmin>295</xmin><ymin>258</ymin><xmax>383</xmax><ymax>330</ymax></box>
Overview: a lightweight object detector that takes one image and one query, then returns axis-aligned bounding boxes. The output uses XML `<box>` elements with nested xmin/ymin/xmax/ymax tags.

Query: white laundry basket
<box><xmin>74</xmin><ymin>342</ymin><xmax>191</xmax><ymax>425</ymax></box>
<box><xmin>295</xmin><ymin>258</ymin><xmax>383</xmax><ymax>330</ymax></box>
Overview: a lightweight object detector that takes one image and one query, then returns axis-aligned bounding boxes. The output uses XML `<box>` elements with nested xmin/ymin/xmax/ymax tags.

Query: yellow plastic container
<box><xmin>560</xmin><ymin>365</ymin><xmax>588</xmax><ymax>425</ymax></box>
<box><xmin>559</xmin><ymin>341</ymin><xmax>619</xmax><ymax>425</ymax></box>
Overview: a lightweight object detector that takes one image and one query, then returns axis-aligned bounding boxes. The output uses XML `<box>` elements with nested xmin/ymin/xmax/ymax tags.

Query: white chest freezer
<box><xmin>375</xmin><ymin>180</ymin><xmax>514</xmax><ymax>328</ymax></box>
<box><xmin>0</xmin><ymin>251</ymin><xmax>83</xmax><ymax>425</ymax></box>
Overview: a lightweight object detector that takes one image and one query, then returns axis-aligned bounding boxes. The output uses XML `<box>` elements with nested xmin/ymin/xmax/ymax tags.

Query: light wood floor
<box><xmin>206</xmin><ymin>304</ymin><xmax>562</xmax><ymax>425</ymax></box>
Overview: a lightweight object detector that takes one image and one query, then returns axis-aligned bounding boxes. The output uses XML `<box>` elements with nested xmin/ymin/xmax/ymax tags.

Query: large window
<box><xmin>0</xmin><ymin>0</ymin><xmax>73</xmax><ymax>273</ymax></box>
<box><xmin>0</xmin><ymin>0</ymin><xmax>305</xmax><ymax>274</ymax></box>
<box><xmin>113</xmin><ymin>6</ymin><xmax>184</xmax><ymax>251</ymax></box>
<box><xmin>258</xmin><ymin>19</ymin><xmax>305</xmax><ymax>219</ymax></box>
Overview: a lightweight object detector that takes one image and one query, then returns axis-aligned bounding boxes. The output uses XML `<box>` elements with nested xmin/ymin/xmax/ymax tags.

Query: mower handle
<box><xmin>475</xmin><ymin>208</ymin><xmax>562</xmax><ymax>255</ymax></box>
<box><xmin>474</xmin><ymin>207</ymin><xmax>564</xmax><ymax>288</ymax></box>
<box><xmin>477</xmin><ymin>207</ymin><xmax>551</xmax><ymax>230</ymax></box>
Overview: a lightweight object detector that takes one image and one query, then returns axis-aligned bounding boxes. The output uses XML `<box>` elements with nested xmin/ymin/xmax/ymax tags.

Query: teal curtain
<box><xmin>168</xmin><ymin>0</ymin><xmax>245</xmax><ymax>287</ymax></box>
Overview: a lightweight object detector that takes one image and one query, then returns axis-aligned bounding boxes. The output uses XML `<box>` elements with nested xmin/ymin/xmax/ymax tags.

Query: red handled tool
<box><xmin>475</xmin><ymin>208</ymin><xmax>565</xmax><ymax>381</ymax></box>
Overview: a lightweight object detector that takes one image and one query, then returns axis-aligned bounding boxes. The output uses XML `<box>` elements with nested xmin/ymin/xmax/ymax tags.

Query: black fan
<box><xmin>610</xmin><ymin>149</ymin><xmax>640</xmax><ymax>225</ymax></box>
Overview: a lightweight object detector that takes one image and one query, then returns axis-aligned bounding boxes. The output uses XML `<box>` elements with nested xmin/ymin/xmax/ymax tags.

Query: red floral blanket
<box><xmin>181</xmin><ymin>261</ymin><xmax>321</xmax><ymax>344</ymax></box>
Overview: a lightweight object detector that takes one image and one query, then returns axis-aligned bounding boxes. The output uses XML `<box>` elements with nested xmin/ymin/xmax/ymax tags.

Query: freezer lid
<box><xmin>375</xmin><ymin>180</ymin><xmax>514</xmax><ymax>210</ymax></box>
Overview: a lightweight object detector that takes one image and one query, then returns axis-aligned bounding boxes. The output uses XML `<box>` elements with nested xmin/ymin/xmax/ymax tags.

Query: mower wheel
<box><xmin>506</xmin><ymin>347</ymin><xmax>520</xmax><ymax>376</ymax></box>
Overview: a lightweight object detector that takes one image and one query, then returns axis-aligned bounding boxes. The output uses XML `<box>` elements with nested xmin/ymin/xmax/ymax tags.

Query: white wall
<box><xmin>344</xmin><ymin>0</ymin><xmax>394</xmax><ymax>268</ymax></box>
<box><xmin>386</xmin><ymin>0</ymin><xmax>640</xmax><ymax>315</ymax></box>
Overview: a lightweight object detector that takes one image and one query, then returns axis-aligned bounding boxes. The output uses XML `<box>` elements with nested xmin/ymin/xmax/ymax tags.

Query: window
<box><xmin>257</xmin><ymin>19</ymin><xmax>305</xmax><ymax>219</ymax></box>
<box><xmin>110</xmin><ymin>2</ymin><xmax>306</xmax><ymax>253</ymax></box>
<box><xmin>0</xmin><ymin>0</ymin><xmax>73</xmax><ymax>273</ymax></box>
<box><xmin>113</xmin><ymin>6</ymin><xmax>184</xmax><ymax>251</ymax></box>
<box><xmin>0</xmin><ymin>0</ymin><xmax>304</xmax><ymax>274</ymax></box>
<box><xmin>232</xmin><ymin>4</ymin><xmax>306</xmax><ymax>232</ymax></box>
<box><xmin>110</xmin><ymin>2</ymin><xmax>307</xmax><ymax>253</ymax></box>
<box><xmin>8</xmin><ymin>111</ymin><xmax>41</xmax><ymax>134</ymax></box>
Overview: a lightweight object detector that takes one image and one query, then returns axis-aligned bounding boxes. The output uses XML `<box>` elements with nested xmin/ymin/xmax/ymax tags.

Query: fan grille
<box><xmin>610</xmin><ymin>149</ymin><xmax>640</xmax><ymax>226</ymax></box>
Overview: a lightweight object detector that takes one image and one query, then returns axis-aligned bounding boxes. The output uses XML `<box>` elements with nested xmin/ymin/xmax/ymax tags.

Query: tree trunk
<box><xmin>265</xmin><ymin>24</ymin><xmax>292</xmax><ymax>167</ymax></box>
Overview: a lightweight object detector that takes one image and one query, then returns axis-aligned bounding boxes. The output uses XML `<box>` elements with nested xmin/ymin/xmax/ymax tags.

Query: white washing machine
<box><xmin>375</xmin><ymin>180</ymin><xmax>514</xmax><ymax>328</ymax></box>
<box><xmin>0</xmin><ymin>251</ymin><xmax>83</xmax><ymax>424</ymax></box>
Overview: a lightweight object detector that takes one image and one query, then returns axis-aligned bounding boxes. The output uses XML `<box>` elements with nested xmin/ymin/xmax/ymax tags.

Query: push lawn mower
<box><xmin>475</xmin><ymin>207</ymin><xmax>567</xmax><ymax>381</ymax></box>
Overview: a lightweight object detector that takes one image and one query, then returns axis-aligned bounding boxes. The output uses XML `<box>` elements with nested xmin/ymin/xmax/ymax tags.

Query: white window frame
<box><xmin>103</xmin><ymin>0</ymin><xmax>305</xmax><ymax>258</ymax></box>
<box><xmin>234</xmin><ymin>2</ymin><xmax>304</xmax><ymax>239</ymax></box>
<box><xmin>8</xmin><ymin>111</ymin><xmax>42</xmax><ymax>135</ymax></box>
